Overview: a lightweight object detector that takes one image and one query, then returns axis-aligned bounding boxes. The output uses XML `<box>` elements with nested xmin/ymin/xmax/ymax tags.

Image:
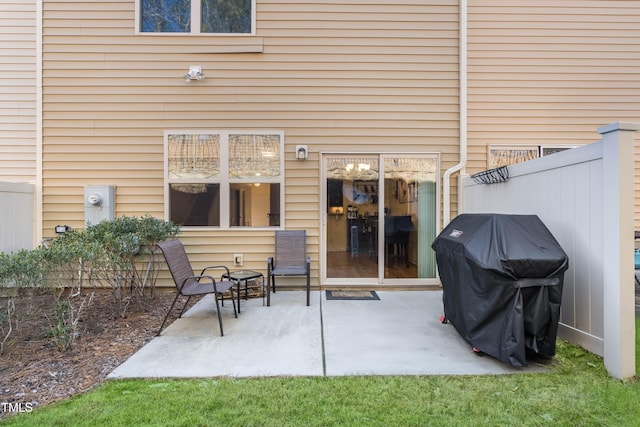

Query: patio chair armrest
<box><xmin>180</xmin><ymin>274</ymin><xmax>214</xmax><ymax>289</ymax></box>
<box><xmin>267</xmin><ymin>257</ymin><xmax>274</xmax><ymax>270</ymax></box>
<box><xmin>183</xmin><ymin>274</ymin><xmax>229</xmax><ymax>294</ymax></box>
<box><xmin>200</xmin><ymin>265</ymin><xmax>231</xmax><ymax>278</ymax></box>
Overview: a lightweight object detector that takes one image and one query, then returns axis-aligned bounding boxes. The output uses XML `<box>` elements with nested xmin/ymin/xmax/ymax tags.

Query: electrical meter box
<box><xmin>84</xmin><ymin>185</ymin><xmax>115</xmax><ymax>225</ymax></box>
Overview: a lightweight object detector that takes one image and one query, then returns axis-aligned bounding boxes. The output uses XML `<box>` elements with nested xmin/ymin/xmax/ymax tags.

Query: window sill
<box><xmin>136</xmin><ymin>35</ymin><xmax>264</xmax><ymax>54</ymax></box>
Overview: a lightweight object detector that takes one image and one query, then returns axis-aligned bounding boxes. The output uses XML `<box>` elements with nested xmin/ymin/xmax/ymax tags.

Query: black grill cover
<box><xmin>431</xmin><ymin>214</ymin><xmax>569</xmax><ymax>367</ymax></box>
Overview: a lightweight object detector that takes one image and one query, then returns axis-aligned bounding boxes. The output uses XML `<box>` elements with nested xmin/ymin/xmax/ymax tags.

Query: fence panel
<box><xmin>461</xmin><ymin>123</ymin><xmax>638</xmax><ymax>379</ymax></box>
<box><xmin>0</xmin><ymin>182</ymin><xmax>35</xmax><ymax>253</ymax></box>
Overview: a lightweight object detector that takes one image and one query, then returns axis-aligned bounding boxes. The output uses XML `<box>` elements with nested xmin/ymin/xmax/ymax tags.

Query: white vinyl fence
<box><xmin>0</xmin><ymin>182</ymin><xmax>35</xmax><ymax>253</ymax></box>
<box><xmin>461</xmin><ymin>122</ymin><xmax>639</xmax><ymax>380</ymax></box>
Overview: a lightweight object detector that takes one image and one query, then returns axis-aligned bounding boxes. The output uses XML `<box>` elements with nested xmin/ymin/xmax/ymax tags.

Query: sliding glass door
<box><xmin>323</xmin><ymin>154</ymin><xmax>438</xmax><ymax>285</ymax></box>
<box><xmin>325</xmin><ymin>156</ymin><xmax>379</xmax><ymax>279</ymax></box>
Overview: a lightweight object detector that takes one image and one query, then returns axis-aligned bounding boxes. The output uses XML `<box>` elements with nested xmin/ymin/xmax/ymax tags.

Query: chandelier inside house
<box><xmin>229</xmin><ymin>134</ymin><xmax>281</xmax><ymax>179</ymax></box>
<box><xmin>168</xmin><ymin>134</ymin><xmax>220</xmax><ymax>179</ymax></box>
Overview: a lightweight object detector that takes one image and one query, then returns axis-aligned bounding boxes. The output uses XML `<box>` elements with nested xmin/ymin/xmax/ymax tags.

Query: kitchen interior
<box><xmin>326</xmin><ymin>177</ymin><xmax>418</xmax><ymax>279</ymax></box>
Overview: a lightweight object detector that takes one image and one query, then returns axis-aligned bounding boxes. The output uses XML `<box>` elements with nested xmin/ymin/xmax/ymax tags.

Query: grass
<box><xmin>3</xmin><ymin>323</ymin><xmax>640</xmax><ymax>426</ymax></box>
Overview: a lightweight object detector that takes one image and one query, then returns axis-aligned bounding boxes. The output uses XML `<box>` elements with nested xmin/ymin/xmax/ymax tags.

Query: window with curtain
<box><xmin>488</xmin><ymin>145</ymin><xmax>576</xmax><ymax>169</ymax></box>
<box><xmin>140</xmin><ymin>0</ymin><xmax>253</xmax><ymax>34</ymax></box>
<box><xmin>166</xmin><ymin>131</ymin><xmax>282</xmax><ymax>227</ymax></box>
<box><xmin>488</xmin><ymin>146</ymin><xmax>539</xmax><ymax>169</ymax></box>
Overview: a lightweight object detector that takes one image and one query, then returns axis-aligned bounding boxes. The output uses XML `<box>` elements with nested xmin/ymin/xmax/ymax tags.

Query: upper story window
<box><xmin>166</xmin><ymin>131</ymin><xmax>283</xmax><ymax>228</ymax></box>
<box><xmin>140</xmin><ymin>0</ymin><xmax>254</xmax><ymax>34</ymax></box>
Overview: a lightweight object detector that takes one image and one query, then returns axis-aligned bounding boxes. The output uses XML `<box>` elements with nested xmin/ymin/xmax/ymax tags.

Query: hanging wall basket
<box><xmin>471</xmin><ymin>165</ymin><xmax>509</xmax><ymax>185</ymax></box>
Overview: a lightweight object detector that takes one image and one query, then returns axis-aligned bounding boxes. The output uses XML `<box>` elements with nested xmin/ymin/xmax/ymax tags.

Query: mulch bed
<box><xmin>0</xmin><ymin>278</ymin><xmax>267</xmax><ymax>419</ymax></box>
<box><xmin>0</xmin><ymin>289</ymin><xmax>191</xmax><ymax>418</ymax></box>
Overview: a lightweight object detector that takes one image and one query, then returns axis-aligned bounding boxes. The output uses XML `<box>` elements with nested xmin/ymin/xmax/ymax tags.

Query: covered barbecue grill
<box><xmin>431</xmin><ymin>213</ymin><xmax>569</xmax><ymax>367</ymax></box>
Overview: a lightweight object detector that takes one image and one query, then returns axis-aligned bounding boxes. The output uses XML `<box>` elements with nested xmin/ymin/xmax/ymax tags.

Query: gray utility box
<box><xmin>84</xmin><ymin>185</ymin><xmax>115</xmax><ymax>225</ymax></box>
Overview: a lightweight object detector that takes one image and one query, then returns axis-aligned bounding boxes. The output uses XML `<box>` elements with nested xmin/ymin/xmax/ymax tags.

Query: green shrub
<box><xmin>45</xmin><ymin>293</ymin><xmax>94</xmax><ymax>352</ymax></box>
<box><xmin>0</xmin><ymin>248</ymin><xmax>48</xmax><ymax>355</ymax></box>
<box><xmin>45</xmin><ymin>215</ymin><xmax>180</xmax><ymax>317</ymax></box>
<box><xmin>0</xmin><ymin>215</ymin><xmax>179</xmax><ymax>352</ymax></box>
<box><xmin>42</xmin><ymin>229</ymin><xmax>102</xmax><ymax>292</ymax></box>
<box><xmin>0</xmin><ymin>248</ymin><xmax>47</xmax><ymax>288</ymax></box>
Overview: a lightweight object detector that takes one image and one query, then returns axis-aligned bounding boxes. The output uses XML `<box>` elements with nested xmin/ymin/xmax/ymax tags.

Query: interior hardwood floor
<box><xmin>326</xmin><ymin>251</ymin><xmax>418</xmax><ymax>279</ymax></box>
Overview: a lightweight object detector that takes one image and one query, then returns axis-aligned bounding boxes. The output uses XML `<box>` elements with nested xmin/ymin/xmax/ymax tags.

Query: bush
<box><xmin>46</xmin><ymin>215</ymin><xmax>180</xmax><ymax>317</ymax></box>
<box><xmin>0</xmin><ymin>297</ymin><xmax>15</xmax><ymax>354</ymax></box>
<box><xmin>0</xmin><ymin>248</ymin><xmax>48</xmax><ymax>354</ymax></box>
<box><xmin>0</xmin><ymin>215</ymin><xmax>179</xmax><ymax>352</ymax></box>
<box><xmin>0</xmin><ymin>248</ymin><xmax>47</xmax><ymax>288</ymax></box>
<box><xmin>45</xmin><ymin>293</ymin><xmax>95</xmax><ymax>352</ymax></box>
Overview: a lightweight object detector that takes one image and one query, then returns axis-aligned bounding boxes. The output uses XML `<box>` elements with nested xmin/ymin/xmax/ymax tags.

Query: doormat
<box><xmin>325</xmin><ymin>290</ymin><xmax>380</xmax><ymax>301</ymax></box>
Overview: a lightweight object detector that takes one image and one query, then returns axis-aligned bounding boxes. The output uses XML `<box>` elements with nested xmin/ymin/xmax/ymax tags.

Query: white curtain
<box><xmin>489</xmin><ymin>147</ymin><xmax>539</xmax><ymax>168</ymax></box>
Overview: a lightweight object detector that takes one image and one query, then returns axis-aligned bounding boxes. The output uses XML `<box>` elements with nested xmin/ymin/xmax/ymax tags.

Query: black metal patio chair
<box><xmin>267</xmin><ymin>230</ymin><xmax>311</xmax><ymax>306</ymax></box>
<box><xmin>157</xmin><ymin>239</ymin><xmax>237</xmax><ymax>336</ymax></box>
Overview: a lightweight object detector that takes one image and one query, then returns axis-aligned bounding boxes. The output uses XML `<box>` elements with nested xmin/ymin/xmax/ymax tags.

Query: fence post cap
<box><xmin>598</xmin><ymin>122</ymin><xmax>640</xmax><ymax>135</ymax></box>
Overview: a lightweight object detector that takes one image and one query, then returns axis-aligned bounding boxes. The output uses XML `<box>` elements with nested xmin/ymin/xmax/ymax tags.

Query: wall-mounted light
<box><xmin>295</xmin><ymin>145</ymin><xmax>308</xmax><ymax>160</ymax></box>
<box><xmin>55</xmin><ymin>225</ymin><xmax>70</xmax><ymax>234</ymax></box>
<box><xmin>184</xmin><ymin>65</ymin><xmax>205</xmax><ymax>83</ymax></box>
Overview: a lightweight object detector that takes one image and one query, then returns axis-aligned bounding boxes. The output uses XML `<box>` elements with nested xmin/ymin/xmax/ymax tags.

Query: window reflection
<box><xmin>201</xmin><ymin>0</ymin><xmax>252</xmax><ymax>33</ymax></box>
<box><xmin>169</xmin><ymin>183</ymin><xmax>220</xmax><ymax>226</ymax></box>
<box><xmin>141</xmin><ymin>0</ymin><xmax>191</xmax><ymax>33</ymax></box>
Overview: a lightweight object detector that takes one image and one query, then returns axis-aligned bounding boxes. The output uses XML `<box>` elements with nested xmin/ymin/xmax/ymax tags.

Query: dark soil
<box><xmin>0</xmin><ymin>289</ymin><xmax>190</xmax><ymax>418</ymax></box>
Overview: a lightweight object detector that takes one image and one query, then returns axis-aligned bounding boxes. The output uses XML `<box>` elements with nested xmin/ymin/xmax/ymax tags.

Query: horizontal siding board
<box><xmin>43</xmin><ymin>122</ymin><xmax>459</xmax><ymax>133</ymax></box>
<box><xmin>42</xmin><ymin>112</ymin><xmax>457</xmax><ymax>123</ymax></box>
<box><xmin>42</xmin><ymin>41</ymin><xmax>450</xmax><ymax>53</ymax></box>
<box><xmin>43</xmin><ymin>54</ymin><xmax>459</xmax><ymax>66</ymax></box>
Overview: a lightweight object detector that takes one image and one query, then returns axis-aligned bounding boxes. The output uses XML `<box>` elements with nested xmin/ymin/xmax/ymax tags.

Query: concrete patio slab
<box><xmin>109</xmin><ymin>290</ymin><xmax>323</xmax><ymax>378</ymax></box>
<box><xmin>322</xmin><ymin>291</ymin><xmax>533</xmax><ymax>376</ymax></box>
<box><xmin>108</xmin><ymin>290</ymin><xmax>546</xmax><ymax>379</ymax></box>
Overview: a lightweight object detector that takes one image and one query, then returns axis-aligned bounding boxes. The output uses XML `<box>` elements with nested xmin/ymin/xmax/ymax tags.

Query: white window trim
<box><xmin>164</xmin><ymin>130</ymin><xmax>284</xmax><ymax>230</ymax></box>
<box><xmin>135</xmin><ymin>0</ymin><xmax>257</xmax><ymax>36</ymax></box>
<box><xmin>540</xmin><ymin>145</ymin><xmax>578</xmax><ymax>156</ymax></box>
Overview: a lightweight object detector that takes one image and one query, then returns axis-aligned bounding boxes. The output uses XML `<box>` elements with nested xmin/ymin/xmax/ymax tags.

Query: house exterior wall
<box><xmin>40</xmin><ymin>1</ymin><xmax>461</xmax><ymax>285</ymax></box>
<box><xmin>0</xmin><ymin>0</ymin><xmax>38</xmax><ymax>183</ymax></box>
<box><xmin>3</xmin><ymin>1</ymin><xmax>639</xmax><ymax>283</ymax></box>
<box><xmin>466</xmin><ymin>1</ymin><xmax>640</xmax><ymax>230</ymax></box>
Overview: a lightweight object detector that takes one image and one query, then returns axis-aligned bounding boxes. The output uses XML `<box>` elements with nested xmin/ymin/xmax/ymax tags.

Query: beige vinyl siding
<box><xmin>466</xmin><ymin>1</ymin><xmax>640</xmax><ymax>229</ymax></box>
<box><xmin>41</xmin><ymin>1</ymin><xmax>460</xmax><ymax>287</ymax></box>
<box><xmin>0</xmin><ymin>1</ymin><xmax>37</xmax><ymax>183</ymax></box>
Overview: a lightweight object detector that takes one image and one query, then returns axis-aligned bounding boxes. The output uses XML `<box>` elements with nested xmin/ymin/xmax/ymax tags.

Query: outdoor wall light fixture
<box><xmin>183</xmin><ymin>65</ymin><xmax>205</xmax><ymax>83</ymax></box>
<box><xmin>55</xmin><ymin>225</ymin><xmax>70</xmax><ymax>234</ymax></box>
<box><xmin>295</xmin><ymin>145</ymin><xmax>308</xmax><ymax>160</ymax></box>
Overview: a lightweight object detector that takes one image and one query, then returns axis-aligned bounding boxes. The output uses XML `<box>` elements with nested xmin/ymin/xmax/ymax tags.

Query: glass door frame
<box><xmin>321</xmin><ymin>152</ymin><xmax>441</xmax><ymax>287</ymax></box>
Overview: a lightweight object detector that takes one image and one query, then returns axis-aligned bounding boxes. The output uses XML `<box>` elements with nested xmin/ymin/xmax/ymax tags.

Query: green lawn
<box><xmin>3</xmin><ymin>321</ymin><xmax>640</xmax><ymax>426</ymax></box>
